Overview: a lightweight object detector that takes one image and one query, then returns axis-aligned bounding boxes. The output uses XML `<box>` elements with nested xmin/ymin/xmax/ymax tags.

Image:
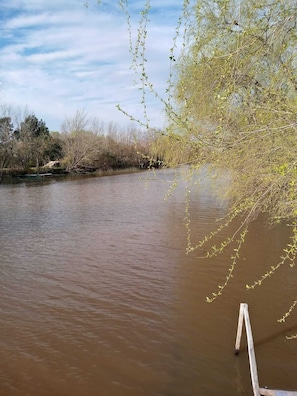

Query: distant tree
<box><xmin>61</xmin><ymin>109</ymin><xmax>102</xmax><ymax>171</ymax></box>
<box><xmin>15</xmin><ymin>114</ymin><xmax>50</xmax><ymax>170</ymax></box>
<box><xmin>61</xmin><ymin>108</ymin><xmax>89</xmax><ymax>135</ymax></box>
<box><xmin>0</xmin><ymin>117</ymin><xmax>15</xmax><ymax>172</ymax></box>
<box><xmin>44</xmin><ymin>132</ymin><xmax>64</xmax><ymax>161</ymax></box>
<box><xmin>98</xmin><ymin>124</ymin><xmax>153</xmax><ymax>169</ymax></box>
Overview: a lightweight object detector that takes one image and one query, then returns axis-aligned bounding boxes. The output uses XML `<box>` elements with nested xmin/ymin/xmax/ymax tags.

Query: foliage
<box><xmin>0</xmin><ymin>103</ymin><xmax>158</xmax><ymax>176</ymax></box>
<box><xmin>93</xmin><ymin>0</ymin><xmax>297</xmax><ymax>323</ymax></box>
<box><xmin>153</xmin><ymin>0</ymin><xmax>297</xmax><ymax>321</ymax></box>
<box><xmin>0</xmin><ymin>117</ymin><xmax>14</xmax><ymax>170</ymax></box>
<box><xmin>44</xmin><ymin>134</ymin><xmax>64</xmax><ymax>161</ymax></box>
<box><xmin>61</xmin><ymin>109</ymin><xmax>99</xmax><ymax>171</ymax></box>
<box><xmin>14</xmin><ymin>114</ymin><xmax>51</xmax><ymax>169</ymax></box>
<box><xmin>60</xmin><ymin>110</ymin><xmax>153</xmax><ymax>171</ymax></box>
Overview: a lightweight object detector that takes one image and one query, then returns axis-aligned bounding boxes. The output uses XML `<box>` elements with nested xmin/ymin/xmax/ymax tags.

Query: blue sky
<box><xmin>0</xmin><ymin>0</ymin><xmax>185</xmax><ymax>132</ymax></box>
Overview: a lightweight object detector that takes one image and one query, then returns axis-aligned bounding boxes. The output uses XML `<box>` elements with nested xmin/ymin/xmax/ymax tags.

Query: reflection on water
<box><xmin>0</xmin><ymin>169</ymin><xmax>296</xmax><ymax>395</ymax></box>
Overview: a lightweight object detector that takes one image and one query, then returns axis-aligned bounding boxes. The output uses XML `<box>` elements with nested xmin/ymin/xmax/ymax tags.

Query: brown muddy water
<box><xmin>0</xmin><ymin>168</ymin><xmax>296</xmax><ymax>396</ymax></box>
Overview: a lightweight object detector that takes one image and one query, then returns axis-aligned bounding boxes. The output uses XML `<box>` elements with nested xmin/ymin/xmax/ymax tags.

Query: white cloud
<box><xmin>0</xmin><ymin>1</ymin><xmax>184</xmax><ymax>131</ymax></box>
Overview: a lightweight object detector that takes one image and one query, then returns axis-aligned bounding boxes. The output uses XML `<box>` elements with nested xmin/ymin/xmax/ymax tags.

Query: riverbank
<box><xmin>0</xmin><ymin>166</ymin><xmax>148</xmax><ymax>184</ymax></box>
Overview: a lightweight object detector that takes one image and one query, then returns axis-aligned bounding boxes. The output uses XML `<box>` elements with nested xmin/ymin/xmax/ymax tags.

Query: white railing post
<box><xmin>235</xmin><ymin>303</ymin><xmax>297</xmax><ymax>396</ymax></box>
<box><xmin>235</xmin><ymin>303</ymin><xmax>261</xmax><ymax>396</ymax></box>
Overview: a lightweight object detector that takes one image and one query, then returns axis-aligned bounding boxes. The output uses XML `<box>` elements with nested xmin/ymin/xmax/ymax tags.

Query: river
<box><xmin>0</xmin><ymin>168</ymin><xmax>296</xmax><ymax>395</ymax></box>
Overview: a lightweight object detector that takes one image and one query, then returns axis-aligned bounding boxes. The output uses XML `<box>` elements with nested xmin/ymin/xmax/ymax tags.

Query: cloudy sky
<box><xmin>0</xmin><ymin>0</ymin><xmax>185</xmax><ymax>132</ymax></box>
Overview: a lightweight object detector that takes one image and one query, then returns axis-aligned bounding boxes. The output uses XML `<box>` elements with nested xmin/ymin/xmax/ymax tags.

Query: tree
<box><xmin>98</xmin><ymin>123</ymin><xmax>154</xmax><ymax>169</ymax></box>
<box><xmin>44</xmin><ymin>132</ymin><xmax>64</xmax><ymax>161</ymax></box>
<box><xmin>90</xmin><ymin>0</ymin><xmax>297</xmax><ymax>318</ymax></box>
<box><xmin>61</xmin><ymin>109</ymin><xmax>102</xmax><ymax>171</ymax></box>
<box><xmin>155</xmin><ymin>0</ymin><xmax>297</xmax><ymax>308</ymax></box>
<box><xmin>15</xmin><ymin>114</ymin><xmax>50</xmax><ymax>170</ymax></box>
<box><xmin>0</xmin><ymin>117</ymin><xmax>15</xmax><ymax>176</ymax></box>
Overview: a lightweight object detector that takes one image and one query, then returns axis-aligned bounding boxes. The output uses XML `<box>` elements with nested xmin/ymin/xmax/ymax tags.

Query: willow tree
<box><xmin>156</xmin><ymin>0</ymin><xmax>297</xmax><ymax>311</ymax></box>
<box><xmin>89</xmin><ymin>0</ymin><xmax>297</xmax><ymax>319</ymax></box>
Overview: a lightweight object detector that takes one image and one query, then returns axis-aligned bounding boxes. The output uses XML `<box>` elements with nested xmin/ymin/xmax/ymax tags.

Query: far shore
<box><xmin>0</xmin><ymin>166</ymin><xmax>150</xmax><ymax>184</ymax></box>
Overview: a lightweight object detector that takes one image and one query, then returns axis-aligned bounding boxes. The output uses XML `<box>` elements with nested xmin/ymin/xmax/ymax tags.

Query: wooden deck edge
<box><xmin>260</xmin><ymin>388</ymin><xmax>297</xmax><ymax>396</ymax></box>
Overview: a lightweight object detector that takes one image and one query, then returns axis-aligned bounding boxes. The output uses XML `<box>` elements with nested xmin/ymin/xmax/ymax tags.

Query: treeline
<box><xmin>0</xmin><ymin>108</ymin><xmax>163</xmax><ymax>180</ymax></box>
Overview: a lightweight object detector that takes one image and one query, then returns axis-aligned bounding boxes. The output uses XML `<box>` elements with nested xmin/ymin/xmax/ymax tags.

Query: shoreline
<box><xmin>0</xmin><ymin>166</ymin><xmax>149</xmax><ymax>184</ymax></box>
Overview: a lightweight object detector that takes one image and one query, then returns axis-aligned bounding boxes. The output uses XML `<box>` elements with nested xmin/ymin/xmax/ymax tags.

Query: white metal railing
<box><xmin>235</xmin><ymin>303</ymin><xmax>297</xmax><ymax>396</ymax></box>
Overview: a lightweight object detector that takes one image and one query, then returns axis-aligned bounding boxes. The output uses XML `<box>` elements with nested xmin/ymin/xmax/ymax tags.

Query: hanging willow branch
<box><xmin>90</xmin><ymin>0</ymin><xmax>297</xmax><ymax>325</ymax></box>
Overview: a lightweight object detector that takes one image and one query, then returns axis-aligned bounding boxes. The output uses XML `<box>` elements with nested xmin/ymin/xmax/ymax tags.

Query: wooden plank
<box><xmin>260</xmin><ymin>389</ymin><xmax>297</xmax><ymax>396</ymax></box>
<box><xmin>242</xmin><ymin>304</ymin><xmax>261</xmax><ymax>396</ymax></box>
<box><xmin>235</xmin><ymin>303</ymin><xmax>245</xmax><ymax>353</ymax></box>
<box><xmin>235</xmin><ymin>303</ymin><xmax>261</xmax><ymax>395</ymax></box>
